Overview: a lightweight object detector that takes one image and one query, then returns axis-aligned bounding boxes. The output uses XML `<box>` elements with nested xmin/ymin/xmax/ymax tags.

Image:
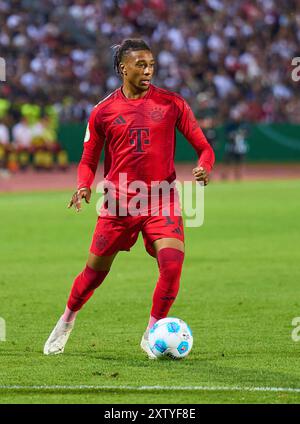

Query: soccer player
<box><xmin>44</xmin><ymin>39</ymin><xmax>215</xmax><ymax>358</ymax></box>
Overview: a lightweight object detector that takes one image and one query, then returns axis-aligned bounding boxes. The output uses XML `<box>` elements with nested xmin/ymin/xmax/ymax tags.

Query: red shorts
<box><xmin>90</xmin><ymin>197</ymin><xmax>184</xmax><ymax>258</ymax></box>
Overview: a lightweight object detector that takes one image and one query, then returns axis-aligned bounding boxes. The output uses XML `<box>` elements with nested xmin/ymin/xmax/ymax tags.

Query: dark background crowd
<box><xmin>0</xmin><ymin>0</ymin><xmax>300</xmax><ymax>176</ymax></box>
<box><xmin>1</xmin><ymin>0</ymin><xmax>300</xmax><ymax>125</ymax></box>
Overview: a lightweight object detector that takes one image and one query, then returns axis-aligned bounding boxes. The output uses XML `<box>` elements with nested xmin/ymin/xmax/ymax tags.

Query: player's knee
<box><xmin>82</xmin><ymin>266</ymin><xmax>109</xmax><ymax>292</ymax></box>
<box><xmin>87</xmin><ymin>253</ymin><xmax>116</xmax><ymax>272</ymax></box>
<box><xmin>157</xmin><ymin>248</ymin><xmax>184</xmax><ymax>283</ymax></box>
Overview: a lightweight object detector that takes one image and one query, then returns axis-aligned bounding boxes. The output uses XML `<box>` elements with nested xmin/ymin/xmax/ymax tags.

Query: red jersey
<box><xmin>77</xmin><ymin>84</ymin><xmax>215</xmax><ymax>190</ymax></box>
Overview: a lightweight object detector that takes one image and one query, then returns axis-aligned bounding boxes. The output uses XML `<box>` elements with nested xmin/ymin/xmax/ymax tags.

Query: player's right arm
<box><xmin>68</xmin><ymin>107</ymin><xmax>105</xmax><ymax>212</ymax></box>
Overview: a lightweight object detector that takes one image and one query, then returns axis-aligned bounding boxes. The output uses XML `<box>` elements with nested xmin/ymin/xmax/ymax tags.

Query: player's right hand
<box><xmin>192</xmin><ymin>166</ymin><xmax>209</xmax><ymax>186</ymax></box>
<box><xmin>68</xmin><ymin>187</ymin><xmax>91</xmax><ymax>212</ymax></box>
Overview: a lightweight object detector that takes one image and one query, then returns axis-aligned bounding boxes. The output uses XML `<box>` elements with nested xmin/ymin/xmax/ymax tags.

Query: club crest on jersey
<box><xmin>150</xmin><ymin>107</ymin><xmax>164</xmax><ymax>122</ymax></box>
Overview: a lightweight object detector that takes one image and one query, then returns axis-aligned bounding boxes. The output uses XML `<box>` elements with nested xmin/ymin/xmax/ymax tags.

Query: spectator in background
<box><xmin>196</xmin><ymin>91</ymin><xmax>219</xmax><ymax>152</ymax></box>
<box><xmin>222</xmin><ymin>114</ymin><xmax>249</xmax><ymax>180</ymax></box>
<box><xmin>12</xmin><ymin>115</ymin><xmax>33</xmax><ymax>170</ymax></box>
<box><xmin>0</xmin><ymin>117</ymin><xmax>10</xmax><ymax>177</ymax></box>
<box><xmin>0</xmin><ymin>118</ymin><xmax>9</xmax><ymax>145</ymax></box>
<box><xmin>12</xmin><ymin>115</ymin><xmax>33</xmax><ymax>149</ymax></box>
<box><xmin>31</xmin><ymin>113</ymin><xmax>67</xmax><ymax>171</ymax></box>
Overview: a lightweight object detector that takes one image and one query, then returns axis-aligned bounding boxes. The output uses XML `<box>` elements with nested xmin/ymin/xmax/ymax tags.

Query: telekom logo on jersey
<box><xmin>95</xmin><ymin>173</ymin><xmax>204</xmax><ymax>228</ymax></box>
<box><xmin>129</xmin><ymin>128</ymin><xmax>150</xmax><ymax>153</ymax></box>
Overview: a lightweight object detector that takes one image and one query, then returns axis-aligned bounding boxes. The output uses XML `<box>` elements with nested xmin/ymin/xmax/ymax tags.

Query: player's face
<box><xmin>121</xmin><ymin>50</ymin><xmax>155</xmax><ymax>92</ymax></box>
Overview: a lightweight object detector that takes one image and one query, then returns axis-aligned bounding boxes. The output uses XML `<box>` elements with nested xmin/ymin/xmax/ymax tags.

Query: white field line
<box><xmin>0</xmin><ymin>385</ymin><xmax>300</xmax><ymax>393</ymax></box>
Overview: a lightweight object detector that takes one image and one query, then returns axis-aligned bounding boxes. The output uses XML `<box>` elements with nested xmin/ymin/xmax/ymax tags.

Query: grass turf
<box><xmin>0</xmin><ymin>179</ymin><xmax>300</xmax><ymax>404</ymax></box>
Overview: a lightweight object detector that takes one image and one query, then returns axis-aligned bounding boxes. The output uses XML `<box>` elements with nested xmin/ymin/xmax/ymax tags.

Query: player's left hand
<box><xmin>192</xmin><ymin>166</ymin><xmax>209</xmax><ymax>185</ymax></box>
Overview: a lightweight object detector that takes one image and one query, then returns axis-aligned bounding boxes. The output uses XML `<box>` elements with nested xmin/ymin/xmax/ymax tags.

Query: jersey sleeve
<box><xmin>176</xmin><ymin>98</ymin><xmax>215</xmax><ymax>173</ymax></box>
<box><xmin>77</xmin><ymin>106</ymin><xmax>105</xmax><ymax>190</ymax></box>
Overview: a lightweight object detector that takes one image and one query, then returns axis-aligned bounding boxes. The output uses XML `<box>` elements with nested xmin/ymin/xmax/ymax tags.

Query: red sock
<box><xmin>151</xmin><ymin>248</ymin><xmax>184</xmax><ymax>320</ymax></box>
<box><xmin>62</xmin><ymin>306</ymin><xmax>78</xmax><ymax>323</ymax></box>
<box><xmin>147</xmin><ymin>315</ymin><xmax>158</xmax><ymax>330</ymax></box>
<box><xmin>67</xmin><ymin>265</ymin><xmax>108</xmax><ymax>312</ymax></box>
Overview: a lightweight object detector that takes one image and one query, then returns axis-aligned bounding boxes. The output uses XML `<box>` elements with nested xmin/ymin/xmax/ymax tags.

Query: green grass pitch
<box><xmin>1</xmin><ymin>179</ymin><xmax>300</xmax><ymax>404</ymax></box>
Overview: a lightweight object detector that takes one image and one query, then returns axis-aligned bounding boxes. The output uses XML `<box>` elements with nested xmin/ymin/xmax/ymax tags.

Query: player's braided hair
<box><xmin>112</xmin><ymin>39</ymin><xmax>151</xmax><ymax>76</ymax></box>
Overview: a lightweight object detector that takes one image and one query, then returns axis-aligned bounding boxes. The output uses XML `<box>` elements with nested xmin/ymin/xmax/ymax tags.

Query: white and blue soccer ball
<box><xmin>148</xmin><ymin>317</ymin><xmax>193</xmax><ymax>359</ymax></box>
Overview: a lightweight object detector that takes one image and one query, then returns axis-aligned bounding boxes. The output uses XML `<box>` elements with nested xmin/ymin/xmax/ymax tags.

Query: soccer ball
<box><xmin>148</xmin><ymin>317</ymin><xmax>193</xmax><ymax>359</ymax></box>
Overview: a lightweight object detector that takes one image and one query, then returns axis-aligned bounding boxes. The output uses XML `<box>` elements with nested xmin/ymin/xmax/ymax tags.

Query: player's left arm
<box><xmin>176</xmin><ymin>99</ymin><xmax>215</xmax><ymax>185</ymax></box>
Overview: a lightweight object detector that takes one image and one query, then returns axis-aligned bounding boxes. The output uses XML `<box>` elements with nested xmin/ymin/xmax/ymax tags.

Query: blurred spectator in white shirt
<box><xmin>12</xmin><ymin>116</ymin><xmax>34</xmax><ymax>149</ymax></box>
<box><xmin>0</xmin><ymin>121</ymin><xmax>9</xmax><ymax>144</ymax></box>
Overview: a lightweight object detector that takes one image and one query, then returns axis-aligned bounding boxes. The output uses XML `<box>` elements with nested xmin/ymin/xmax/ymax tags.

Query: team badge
<box><xmin>150</xmin><ymin>107</ymin><xmax>164</xmax><ymax>122</ymax></box>
<box><xmin>95</xmin><ymin>234</ymin><xmax>109</xmax><ymax>251</ymax></box>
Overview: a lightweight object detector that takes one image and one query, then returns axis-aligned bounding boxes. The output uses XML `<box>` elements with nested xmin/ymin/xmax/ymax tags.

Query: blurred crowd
<box><xmin>0</xmin><ymin>0</ymin><xmax>300</xmax><ymax>126</ymax></box>
<box><xmin>0</xmin><ymin>104</ymin><xmax>69</xmax><ymax>174</ymax></box>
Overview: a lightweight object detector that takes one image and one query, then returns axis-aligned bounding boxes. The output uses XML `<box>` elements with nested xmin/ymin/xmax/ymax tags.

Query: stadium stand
<box><xmin>1</xmin><ymin>0</ymin><xmax>299</xmax><ymax>124</ymax></box>
<box><xmin>0</xmin><ymin>0</ymin><xmax>299</xmax><ymax>174</ymax></box>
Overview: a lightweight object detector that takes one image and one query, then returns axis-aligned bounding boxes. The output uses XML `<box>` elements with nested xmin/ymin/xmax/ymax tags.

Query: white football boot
<box><xmin>140</xmin><ymin>329</ymin><xmax>157</xmax><ymax>360</ymax></box>
<box><xmin>43</xmin><ymin>317</ymin><xmax>74</xmax><ymax>355</ymax></box>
